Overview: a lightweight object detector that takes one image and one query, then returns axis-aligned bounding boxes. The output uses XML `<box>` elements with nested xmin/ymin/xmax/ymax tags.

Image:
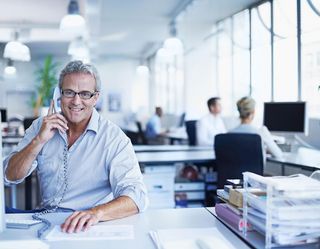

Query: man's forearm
<box><xmin>92</xmin><ymin>196</ymin><xmax>139</xmax><ymax>221</ymax></box>
<box><xmin>6</xmin><ymin>135</ymin><xmax>45</xmax><ymax>181</ymax></box>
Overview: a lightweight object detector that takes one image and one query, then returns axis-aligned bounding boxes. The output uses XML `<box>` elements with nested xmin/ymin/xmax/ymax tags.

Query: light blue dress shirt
<box><xmin>145</xmin><ymin>115</ymin><xmax>161</xmax><ymax>138</ymax></box>
<box><xmin>4</xmin><ymin>109</ymin><xmax>148</xmax><ymax>211</ymax></box>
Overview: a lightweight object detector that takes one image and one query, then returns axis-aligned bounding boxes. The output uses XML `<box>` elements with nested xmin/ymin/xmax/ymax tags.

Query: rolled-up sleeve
<box><xmin>3</xmin><ymin>119</ymin><xmax>40</xmax><ymax>186</ymax></box>
<box><xmin>108</xmin><ymin>135</ymin><xmax>148</xmax><ymax>212</ymax></box>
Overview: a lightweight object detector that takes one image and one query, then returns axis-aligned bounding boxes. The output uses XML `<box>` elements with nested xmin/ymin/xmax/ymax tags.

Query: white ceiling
<box><xmin>0</xmin><ymin>0</ymin><xmax>262</xmax><ymax>60</ymax></box>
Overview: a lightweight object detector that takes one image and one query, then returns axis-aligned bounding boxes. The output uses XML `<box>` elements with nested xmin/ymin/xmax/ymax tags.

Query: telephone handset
<box><xmin>53</xmin><ymin>86</ymin><xmax>61</xmax><ymax>113</ymax></box>
<box><xmin>32</xmin><ymin>89</ymin><xmax>69</xmax><ymax>239</ymax></box>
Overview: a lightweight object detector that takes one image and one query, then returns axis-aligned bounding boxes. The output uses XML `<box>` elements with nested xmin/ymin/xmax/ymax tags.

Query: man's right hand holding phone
<box><xmin>37</xmin><ymin>100</ymin><xmax>68</xmax><ymax>144</ymax></box>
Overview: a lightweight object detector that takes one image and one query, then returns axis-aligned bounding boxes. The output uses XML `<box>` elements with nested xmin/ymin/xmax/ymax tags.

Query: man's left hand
<box><xmin>60</xmin><ymin>210</ymin><xmax>100</xmax><ymax>233</ymax></box>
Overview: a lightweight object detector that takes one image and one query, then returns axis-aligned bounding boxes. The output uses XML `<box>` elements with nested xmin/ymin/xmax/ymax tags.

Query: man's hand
<box><xmin>60</xmin><ymin>210</ymin><xmax>101</xmax><ymax>233</ymax></box>
<box><xmin>37</xmin><ymin>100</ymin><xmax>68</xmax><ymax>144</ymax></box>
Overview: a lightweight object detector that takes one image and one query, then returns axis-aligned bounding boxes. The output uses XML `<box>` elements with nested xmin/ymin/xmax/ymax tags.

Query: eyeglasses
<box><xmin>61</xmin><ymin>89</ymin><xmax>98</xmax><ymax>100</ymax></box>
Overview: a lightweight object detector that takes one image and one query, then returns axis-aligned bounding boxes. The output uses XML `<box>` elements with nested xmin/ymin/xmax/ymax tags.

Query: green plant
<box><xmin>32</xmin><ymin>55</ymin><xmax>59</xmax><ymax>112</ymax></box>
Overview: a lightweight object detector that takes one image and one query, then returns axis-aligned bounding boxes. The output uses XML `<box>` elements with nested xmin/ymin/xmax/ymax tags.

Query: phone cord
<box><xmin>32</xmin><ymin>145</ymin><xmax>69</xmax><ymax>239</ymax></box>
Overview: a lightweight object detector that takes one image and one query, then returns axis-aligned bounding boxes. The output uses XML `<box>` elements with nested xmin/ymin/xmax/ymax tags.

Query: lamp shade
<box><xmin>68</xmin><ymin>37</ymin><xmax>90</xmax><ymax>62</ymax></box>
<box><xmin>60</xmin><ymin>14</ymin><xmax>86</xmax><ymax>37</ymax></box>
<box><xmin>136</xmin><ymin>65</ymin><xmax>149</xmax><ymax>76</ymax></box>
<box><xmin>4</xmin><ymin>59</ymin><xmax>17</xmax><ymax>76</ymax></box>
<box><xmin>3</xmin><ymin>41</ymin><xmax>31</xmax><ymax>61</ymax></box>
<box><xmin>164</xmin><ymin>37</ymin><xmax>183</xmax><ymax>55</ymax></box>
<box><xmin>156</xmin><ymin>48</ymin><xmax>173</xmax><ymax>63</ymax></box>
<box><xmin>60</xmin><ymin>0</ymin><xmax>86</xmax><ymax>37</ymax></box>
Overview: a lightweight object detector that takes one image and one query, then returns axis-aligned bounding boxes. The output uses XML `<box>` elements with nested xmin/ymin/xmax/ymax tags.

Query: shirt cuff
<box><xmin>119</xmin><ymin>186</ymin><xmax>149</xmax><ymax>212</ymax></box>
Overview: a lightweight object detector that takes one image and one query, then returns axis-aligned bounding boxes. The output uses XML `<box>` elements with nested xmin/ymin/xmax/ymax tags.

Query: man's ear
<box><xmin>93</xmin><ymin>92</ymin><xmax>100</xmax><ymax>105</ymax></box>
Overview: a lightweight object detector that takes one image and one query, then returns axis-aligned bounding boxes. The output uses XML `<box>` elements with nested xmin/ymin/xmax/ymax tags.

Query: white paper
<box><xmin>149</xmin><ymin>227</ymin><xmax>236</xmax><ymax>249</ymax></box>
<box><xmin>0</xmin><ymin>240</ymin><xmax>49</xmax><ymax>249</ymax></box>
<box><xmin>45</xmin><ymin>224</ymin><xmax>134</xmax><ymax>241</ymax></box>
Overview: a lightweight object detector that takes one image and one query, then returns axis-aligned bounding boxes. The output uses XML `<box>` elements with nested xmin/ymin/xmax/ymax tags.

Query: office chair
<box><xmin>136</xmin><ymin>121</ymin><xmax>148</xmax><ymax>145</ymax></box>
<box><xmin>214</xmin><ymin>133</ymin><xmax>264</xmax><ymax>189</ymax></box>
<box><xmin>185</xmin><ymin>120</ymin><xmax>197</xmax><ymax>146</ymax></box>
<box><xmin>23</xmin><ymin>117</ymin><xmax>37</xmax><ymax>132</ymax></box>
<box><xmin>124</xmin><ymin>129</ymin><xmax>140</xmax><ymax>145</ymax></box>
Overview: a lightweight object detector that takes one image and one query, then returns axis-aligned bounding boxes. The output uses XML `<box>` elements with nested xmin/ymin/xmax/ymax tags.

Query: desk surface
<box><xmin>136</xmin><ymin>150</ymin><xmax>215</xmax><ymax>165</ymax></box>
<box><xmin>134</xmin><ymin>145</ymin><xmax>212</xmax><ymax>153</ymax></box>
<box><xmin>2</xmin><ymin>135</ymin><xmax>23</xmax><ymax>145</ymax></box>
<box><xmin>0</xmin><ymin>208</ymin><xmax>251</xmax><ymax>249</ymax></box>
<box><xmin>267</xmin><ymin>147</ymin><xmax>320</xmax><ymax>171</ymax></box>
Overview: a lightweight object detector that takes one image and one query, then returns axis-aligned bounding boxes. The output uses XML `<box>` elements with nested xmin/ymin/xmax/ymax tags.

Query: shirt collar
<box><xmin>86</xmin><ymin>108</ymin><xmax>99</xmax><ymax>134</ymax></box>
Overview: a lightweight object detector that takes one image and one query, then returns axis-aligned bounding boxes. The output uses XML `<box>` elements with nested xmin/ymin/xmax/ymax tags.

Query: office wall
<box><xmin>95</xmin><ymin>58</ymin><xmax>137</xmax><ymax>125</ymax></box>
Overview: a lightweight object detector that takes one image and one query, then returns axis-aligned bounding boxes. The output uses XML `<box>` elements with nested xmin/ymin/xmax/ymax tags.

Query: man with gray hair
<box><xmin>4</xmin><ymin>60</ymin><xmax>148</xmax><ymax>233</ymax></box>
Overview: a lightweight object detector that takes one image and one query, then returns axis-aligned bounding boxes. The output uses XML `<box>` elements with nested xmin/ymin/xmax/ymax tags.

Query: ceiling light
<box><xmin>60</xmin><ymin>0</ymin><xmax>86</xmax><ymax>38</ymax></box>
<box><xmin>163</xmin><ymin>22</ymin><xmax>184</xmax><ymax>55</ymax></box>
<box><xmin>156</xmin><ymin>48</ymin><xmax>173</xmax><ymax>63</ymax></box>
<box><xmin>136</xmin><ymin>65</ymin><xmax>149</xmax><ymax>76</ymax></box>
<box><xmin>4</xmin><ymin>59</ymin><xmax>17</xmax><ymax>76</ymax></box>
<box><xmin>164</xmin><ymin>37</ymin><xmax>183</xmax><ymax>55</ymax></box>
<box><xmin>3</xmin><ymin>32</ymin><xmax>31</xmax><ymax>61</ymax></box>
<box><xmin>68</xmin><ymin>36</ymin><xmax>90</xmax><ymax>62</ymax></box>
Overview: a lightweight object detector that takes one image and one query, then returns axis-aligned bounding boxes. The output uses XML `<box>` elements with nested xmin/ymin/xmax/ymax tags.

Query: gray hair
<box><xmin>237</xmin><ymin>96</ymin><xmax>256</xmax><ymax>119</ymax></box>
<box><xmin>59</xmin><ymin>60</ymin><xmax>101</xmax><ymax>91</ymax></box>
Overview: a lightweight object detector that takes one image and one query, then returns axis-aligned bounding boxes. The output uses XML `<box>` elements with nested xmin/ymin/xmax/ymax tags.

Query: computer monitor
<box><xmin>0</xmin><ymin>109</ymin><xmax>7</xmax><ymax>123</ymax></box>
<box><xmin>178</xmin><ymin>112</ymin><xmax>186</xmax><ymax>127</ymax></box>
<box><xmin>263</xmin><ymin>102</ymin><xmax>307</xmax><ymax>134</ymax></box>
<box><xmin>0</xmin><ymin>117</ymin><xmax>5</xmax><ymax>232</ymax></box>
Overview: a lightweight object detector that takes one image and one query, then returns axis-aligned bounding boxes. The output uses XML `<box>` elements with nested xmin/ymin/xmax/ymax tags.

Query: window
<box><xmin>153</xmin><ymin>48</ymin><xmax>184</xmax><ymax>114</ymax></box>
<box><xmin>301</xmin><ymin>0</ymin><xmax>320</xmax><ymax>117</ymax></box>
<box><xmin>273</xmin><ymin>0</ymin><xmax>298</xmax><ymax>101</ymax></box>
<box><xmin>233</xmin><ymin>10</ymin><xmax>250</xmax><ymax>105</ymax></box>
<box><xmin>251</xmin><ymin>2</ymin><xmax>272</xmax><ymax>124</ymax></box>
<box><xmin>217</xmin><ymin>19</ymin><xmax>233</xmax><ymax>115</ymax></box>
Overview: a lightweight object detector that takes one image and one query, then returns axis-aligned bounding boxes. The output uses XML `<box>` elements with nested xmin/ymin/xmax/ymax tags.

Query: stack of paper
<box><xmin>149</xmin><ymin>227</ymin><xmax>236</xmax><ymax>249</ymax></box>
<box><xmin>45</xmin><ymin>224</ymin><xmax>134</xmax><ymax>241</ymax></box>
<box><xmin>243</xmin><ymin>172</ymin><xmax>320</xmax><ymax>247</ymax></box>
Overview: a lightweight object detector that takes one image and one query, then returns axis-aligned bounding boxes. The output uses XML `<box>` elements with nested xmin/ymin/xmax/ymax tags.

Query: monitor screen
<box><xmin>0</xmin><ymin>127</ymin><xmax>5</xmax><ymax>232</ymax></box>
<box><xmin>0</xmin><ymin>109</ymin><xmax>7</xmax><ymax>123</ymax></box>
<box><xmin>263</xmin><ymin>102</ymin><xmax>306</xmax><ymax>133</ymax></box>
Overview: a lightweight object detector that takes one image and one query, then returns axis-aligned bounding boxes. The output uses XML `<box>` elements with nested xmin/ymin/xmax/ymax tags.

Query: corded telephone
<box><xmin>32</xmin><ymin>96</ymin><xmax>69</xmax><ymax>238</ymax></box>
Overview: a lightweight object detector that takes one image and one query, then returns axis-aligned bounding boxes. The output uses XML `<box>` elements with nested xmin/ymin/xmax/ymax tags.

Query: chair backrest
<box><xmin>214</xmin><ymin>133</ymin><xmax>264</xmax><ymax>188</ymax></box>
<box><xmin>23</xmin><ymin>117</ymin><xmax>37</xmax><ymax>131</ymax></box>
<box><xmin>185</xmin><ymin>120</ymin><xmax>197</xmax><ymax>146</ymax></box>
<box><xmin>136</xmin><ymin>121</ymin><xmax>148</xmax><ymax>145</ymax></box>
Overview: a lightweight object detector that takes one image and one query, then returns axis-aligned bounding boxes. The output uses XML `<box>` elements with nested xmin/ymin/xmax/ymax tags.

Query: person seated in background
<box><xmin>4</xmin><ymin>60</ymin><xmax>148</xmax><ymax>233</ymax></box>
<box><xmin>230</xmin><ymin>96</ymin><xmax>283</xmax><ymax>159</ymax></box>
<box><xmin>145</xmin><ymin>107</ymin><xmax>168</xmax><ymax>139</ymax></box>
<box><xmin>197</xmin><ymin>97</ymin><xmax>226</xmax><ymax>146</ymax></box>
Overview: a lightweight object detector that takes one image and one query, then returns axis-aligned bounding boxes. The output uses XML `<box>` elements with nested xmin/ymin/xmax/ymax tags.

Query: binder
<box><xmin>215</xmin><ymin>203</ymin><xmax>250</xmax><ymax>232</ymax></box>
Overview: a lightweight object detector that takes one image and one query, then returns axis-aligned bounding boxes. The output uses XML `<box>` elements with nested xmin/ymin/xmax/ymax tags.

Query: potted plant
<box><xmin>32</xmin><ymin>55</ymin><xmax>58</xmax><ymax>116</ymax></box>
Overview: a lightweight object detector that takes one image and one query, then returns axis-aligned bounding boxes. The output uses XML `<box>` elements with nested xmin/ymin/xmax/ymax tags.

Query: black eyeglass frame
<box><xmin>61</xmin><ymin>89</ymin><xmax>99</xmax><ymax>100</ymax></box>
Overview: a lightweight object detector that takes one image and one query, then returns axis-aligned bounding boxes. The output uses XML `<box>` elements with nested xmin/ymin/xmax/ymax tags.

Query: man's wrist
<box><xmin>90</xmin><ymin>206</ymin><xmax>104</xmax><ymax>221</ymax></box>
<box><xmin>32</xmin><ymin>135</ymin><xmax>47</xmax><ymax>148</ymax></box>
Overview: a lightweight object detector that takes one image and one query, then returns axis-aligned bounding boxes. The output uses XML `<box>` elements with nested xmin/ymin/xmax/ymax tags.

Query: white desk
<box><xmin>267</xmin><ymin>147</ymin><xmax>320</xmax><ymax>175</ymax></box>
<box><xmin>134</xmin><ymin>145</ymin><xmax>212</xmax><ymax>153</ymax></box>
<box><xmin>136</xmin><ymin>150</ymin><xmax>215</xmax><ymax>165</ymax></box>
<box><xmin>0</xmin><ymin>208</ymin><xmax>251</xmax><ymax>249</ymax></box>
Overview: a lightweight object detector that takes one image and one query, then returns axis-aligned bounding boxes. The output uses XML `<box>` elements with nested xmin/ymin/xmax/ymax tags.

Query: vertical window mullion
<box><xmin>271</xmin><ymin>0</ymin><xmax>274</xmax><ymax>101</ymax></box>
<box><xmin>297</xmin><ymin>0</ymin><xmax>302</xmax><ymax>101</ymax></box>
<box><xmin>249</xmin><ymin>7</ymin><xmax>253</xmax><ymax>95</ymax></box>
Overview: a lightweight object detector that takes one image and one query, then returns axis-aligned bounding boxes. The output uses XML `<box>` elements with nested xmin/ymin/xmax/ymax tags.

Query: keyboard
<box><xmin>6</xmin><ymin>218</ymin><xmax>42</xmax><ymax>229</ymax></box>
